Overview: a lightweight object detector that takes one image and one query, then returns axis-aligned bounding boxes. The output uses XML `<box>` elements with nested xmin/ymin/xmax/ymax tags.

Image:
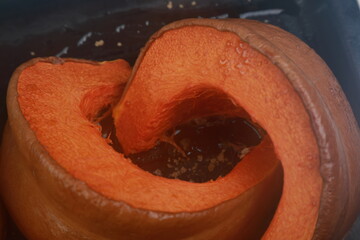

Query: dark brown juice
<box><xmin>100</xmin><ymin>115</ymin><xmax>263</xmax><ymax>183</ymax></box>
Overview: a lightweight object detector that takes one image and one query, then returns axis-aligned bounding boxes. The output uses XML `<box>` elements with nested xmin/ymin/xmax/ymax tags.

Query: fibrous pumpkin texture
<box><xmin>113</xmin><ymin>23</ymin><xmax>321</xmax><ymax>239</ymax></box>
<box><xmin>0</xmin><ymin>18</ymin><xmax>359</xmax><ymax>240</ymax></box>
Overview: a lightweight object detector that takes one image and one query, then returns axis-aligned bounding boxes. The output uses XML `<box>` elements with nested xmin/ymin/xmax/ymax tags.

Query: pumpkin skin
<box><xmin>113</xmin><ymin>19</ymin><xmax>360</xmax><ymax>239</ymax></box>
<box><xmin>0</xmin><ymin>56</ymin><xmax>282</xmax><ymax>240</ymax></box>
<box><xmin>0</xmin><ymin>203</ymin><xmax>4</xmax><ymax>240</ymax></box>
<box><xmin>0</xmin><ymin>18</ymin><xmax>359</xmax><ymax>240</ymax></box>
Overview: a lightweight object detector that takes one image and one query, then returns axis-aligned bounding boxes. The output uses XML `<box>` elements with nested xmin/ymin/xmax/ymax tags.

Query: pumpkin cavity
<box><xmin>99</xmin><ymin>113</ymin><xmax>264</xmax><ymax>183</ymax></box>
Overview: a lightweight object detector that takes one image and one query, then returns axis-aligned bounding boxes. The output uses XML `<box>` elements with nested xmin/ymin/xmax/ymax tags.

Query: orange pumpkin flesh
<box><xmin>114</xmin><ymin>19</ymin><xmax>360</xmax><ymax>239</ymax></box>
<box><xmin>15</xmin><ymin>58</ymin><xmax>279</xmax><ymax>213</ymax></box>
<box><xmin>113</xmin><ymin>23</ymin><xmax>321</xmax><ymax>239</ymax></box>
<box><xmin>1</xmin><ymin>56</ymin><xmax>281</xmax><ymax>239</ymax></box>
<box><xmin>0</xmin><ymin>18</ymin><xmax>359</xmax><ymax>240</ymax></box>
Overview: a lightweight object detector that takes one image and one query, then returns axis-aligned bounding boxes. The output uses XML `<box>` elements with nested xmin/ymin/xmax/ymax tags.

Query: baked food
<box><xmin>1</xmin><ymin>19</ymin><xmax>359</xmax><ymax>240</ymax></box>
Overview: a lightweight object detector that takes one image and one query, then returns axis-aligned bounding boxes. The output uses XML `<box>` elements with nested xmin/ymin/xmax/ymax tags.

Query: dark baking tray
<box><xmin>0</xmin><ymin>0</ymin><xmax>359</xmax><ymax>239</ymax></box>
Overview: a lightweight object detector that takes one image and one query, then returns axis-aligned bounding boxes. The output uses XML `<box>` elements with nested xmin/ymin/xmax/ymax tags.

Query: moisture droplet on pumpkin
<box><xmin>236</xmin><ymin>63</ymin><xmax>243</xmax><ymax>69</ymax></box>
<box><xmin>219</xmin><ymin>58</ymin><xmax>228</xmax><ymax>65</ymax></box>
<box><xmin>256</xmin><ymin>61</ymin><xmax>263</xmax><ymax>67</ymax></box>
<box><xmin>242</xmin><ymin>50</ymin><xmax>248</xmax><ymax>58</ymax></box>
<box><xmin>239</xmin><ymin>147</ymin><xmax>250</xmax><ymax>159</ymax></box>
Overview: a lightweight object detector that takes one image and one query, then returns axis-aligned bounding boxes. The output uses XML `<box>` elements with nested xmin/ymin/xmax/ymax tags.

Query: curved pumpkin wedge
<box><xmin>113</xmin><ymin>19</ymin><xmax>360</xmax><ymax>239</ymax></box>
<box><xmin>1</xmin><ymin>54</ymin><xmax>282</xmax><ymax>239</ymax></box>
<box><xmin>0</xmin><ymin>18</ymin><xmax>359</xmax><ymax>240</ymax></box>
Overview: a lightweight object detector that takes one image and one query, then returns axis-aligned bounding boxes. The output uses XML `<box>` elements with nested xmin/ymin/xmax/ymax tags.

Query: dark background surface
<box><xmin>0</xmin><ymin>0</ymin><xmax>359</xmax><ymax>239</ymax></box>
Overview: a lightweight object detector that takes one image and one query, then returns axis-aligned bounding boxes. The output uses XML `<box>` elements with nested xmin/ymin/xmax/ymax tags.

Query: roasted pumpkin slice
<box><xmin>1</xmin><ymin>19</ymin><xmax>359</xmax><ymax>240</ymax></box>
<box><xmin>114</xmin><ymin>19</ymin><xmax>360</xmax><ymax>240</ymax></box>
